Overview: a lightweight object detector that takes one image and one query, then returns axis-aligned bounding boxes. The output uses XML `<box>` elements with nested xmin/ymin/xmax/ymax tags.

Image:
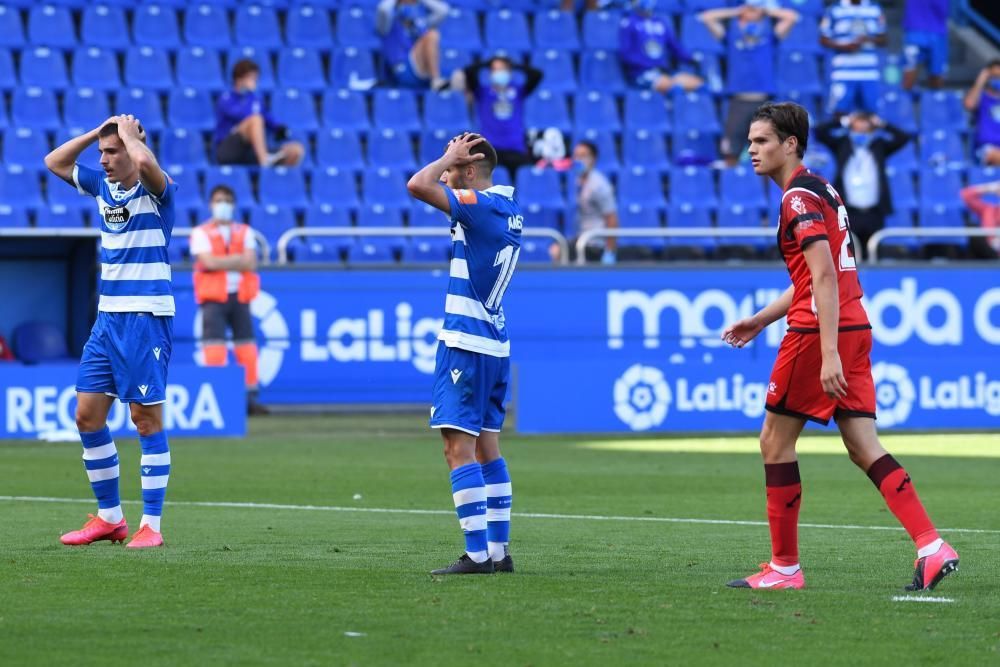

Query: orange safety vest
<box><xmin>192</xmin><ymin>221</ymin><xmax>261</xmax><ymax>305</ymax></box>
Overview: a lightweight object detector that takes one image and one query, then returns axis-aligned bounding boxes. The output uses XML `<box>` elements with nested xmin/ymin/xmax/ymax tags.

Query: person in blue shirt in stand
<box><xmin>820</xmin><ymin>0</ymin><xmax>888</xmax><ymax>115</ymax></box>
<box><xmin>902</xmin><ymin>0</ymin><xmax>950</xmax><ymax>90</ymax></box>
<box><xmin>376</xmin><ymin>0</ymin><xmax>451</xmax><ymax>91</ymax></box>
<box><xmin>700</xmin><ymin>0</ymin><xmax>800</xmax><ymax>166</ymax></box>
<box><xmin>214</xmin><ymin>60</ymin><xmax>305</xmax><ymax>167</ymax></box>
<box><xmin>964</xmin><ymin>60</ymin><xmax>1000</xmax><ymax>166</ymax></box>
<box><xmin>619</xmin><ymin>0</ymin><xmax>703</xmax><ymax>94</ymax></box>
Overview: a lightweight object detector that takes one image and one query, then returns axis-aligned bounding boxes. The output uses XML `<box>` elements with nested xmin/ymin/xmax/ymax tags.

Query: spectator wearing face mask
<box><xmin>619</xmin><ymin>0</ymin><xmax>703</xmax><ymax>93</ymax></box>
<box><xmin>965</xmin><ymin>60</ymin><xmax>1000</xmax><ymax>166</ymax></box>
<box><xmin>551</xmin><ymin>141</ymin><xmax>619</xmax><ymax>264</ymax></box>
<box><xmin>814</xmin><ymin>112</ymin><xmax>911</xmax><ymax>257</ymax></box>
<box><xmin>190</xmin><ymin>185</ymin><xmax>268</xmax><ymax>415</ymax></box>
<box><xmin>459</xmin><ymin>56</ymin><xmax>544</xmax><ymax>176</ymax></box>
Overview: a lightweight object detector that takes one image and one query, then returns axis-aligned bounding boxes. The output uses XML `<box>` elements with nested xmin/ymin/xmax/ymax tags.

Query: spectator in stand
<box><xmin>561</xmin><ymin>0</ymin><xmax>600</xmax><ymax>10</ymax></box>
<box><xmin>960</xmin><ymin>180</ymin><xmax>1000</xmax><ymax>255</ymax></box>
<box><xmin>376</xmin><ymin>0</ymin><xmax>450</xmax><ymax>91</ymax></box>
<box><xmin>965</xmin><ymin>60</ymin><xmax>1000</xmax><ymax>166</ymax></box>
<box><xmin>902</xmin><ymin>0</ymin><xmax>950</xmax><ymax>90</ymax></box>
<box><xmin>700</xmin><ymin>0</ymin><xmax>800</xmax><ymax>166</ymax></box>
<box><xmin>619</xmin><ymin>0</ymin><xmax>703</xmax><ymax>94</ymax></box>
<box><xmin>814</xmin><ymin>112</ymin><xmax>911</xmax><ymax>257</ymax></box>
<box><xmin>820</xmin><ymin>0</ymin><xmax>887</xmax><ymax>115</ymax></box>
<box><xmin>551</xmin><ymin>141</ymin><xmax>618</xmax><ymax>264</ymax></box>
<box><xmin>459</xmin><ymin>57</ymin><xmax>543</xmax><ymax>176</ymax></box>
<box><xmin>214</xmin><ymin>60</ymin><xmax>305</xmax><ymax>167</ymax></box>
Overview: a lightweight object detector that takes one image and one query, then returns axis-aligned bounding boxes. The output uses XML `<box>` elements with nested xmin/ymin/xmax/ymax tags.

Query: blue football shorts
<box><xmin>827</xmin><ymin>79</ymin><xmax>881</xmax><ymax>115</ymax></box>
<box><xmin>77</xmin><ymin>312</ymin><xmax>173</xmax><ymax>404</ymax></box>
<box><xmin>391</xmin><ymin>56</ymin><xmax>429</xmax><ymax>89</ymax></box>
<box><xmin>429</xmin><ymin>344</ymin><xmax>509</xmax><ymax>437</ymax></box>
<box><xmin>904</xmin><ymin>31</ymin><xmax>949</xmax><ymax>77</ymax></box>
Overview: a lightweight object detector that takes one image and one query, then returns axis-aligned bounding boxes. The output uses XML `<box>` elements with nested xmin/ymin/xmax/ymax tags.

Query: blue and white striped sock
<box><xmin>450</xmin><ymin>463</ymin><xmax>488</xmax><ymax>563</ymax></box>
<box><xmin>139</xmin><ymin>431</ymin><xmax>170</xmax><ymax>533</ymax></box>
<box><xmin>482</xmin><ymin>457</ymin><xmax>512</xmax><ymax>562</ymax></box>
<box><xmin>80</xmin><ymin>427</ymin><xmax>123</xmax><ymax>524</ymax></box>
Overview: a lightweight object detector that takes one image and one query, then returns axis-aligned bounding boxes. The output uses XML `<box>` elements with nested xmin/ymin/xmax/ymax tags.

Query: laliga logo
<box><xmin>871</xmin><ymin>362</ymin><xmax>916</xmax><ymax>428</ymax></box>
<box><xmin>193</xmin><ymin>291</ymin><xmax>289</xmax><ymax>387</ymax></box>
<box><xmin>614</xmin><ymin>364</ymin><xmax>671</xmax><ymax>431</ymax></box>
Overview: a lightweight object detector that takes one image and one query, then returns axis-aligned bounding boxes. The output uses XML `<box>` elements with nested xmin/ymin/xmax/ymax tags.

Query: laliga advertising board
<box><xmin>166</xmin><ymin>267</ymin><xmax>1000</xmax><ymax>433</ymax></box>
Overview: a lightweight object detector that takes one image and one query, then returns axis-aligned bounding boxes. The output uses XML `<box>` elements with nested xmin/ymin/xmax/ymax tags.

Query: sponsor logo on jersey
<box><xmin>103</xmin><ymin>205</ymin><xmax>130</xmax><ymax>230</ymax></box>
<box><xmin>790</xmin><ymin>195</ymin><xmax>807</xmax><ymax>216</ymax></box>
<box><xmin>454</xmin><ymin>189</ymin><xmax>478</xmax><ymax>204</ymax></box>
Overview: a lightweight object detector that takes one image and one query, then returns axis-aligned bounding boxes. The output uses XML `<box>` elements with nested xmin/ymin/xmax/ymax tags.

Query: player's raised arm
<box><xmin>44</xmin><ymin>117</ymin><xmax>116</xmax><ymax>185</ymax></box>
<box><xmin>114</xmin><ymin>114</ymin><xmax>167</xmax><ymax>197</ymax></box>
<box><xmin>407</xmin><ymin>133</ymin><xmax>486</xmax><ymax>215</ymax></box>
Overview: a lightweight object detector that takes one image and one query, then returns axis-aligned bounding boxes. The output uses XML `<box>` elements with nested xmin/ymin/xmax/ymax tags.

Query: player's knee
<box><xmin>75</xmin><ymin>407</ymin><xmax>100</xmax><ymax>433</ymax></box>
<box><xmin>421</xmin><ymin>28</ymin><xmax>440</xmax><ymax>46</ymax></box>
<box><xmin>129</xmin><ymin>408</ymin><xmax>162</xmax><ymax>437</ymax></box>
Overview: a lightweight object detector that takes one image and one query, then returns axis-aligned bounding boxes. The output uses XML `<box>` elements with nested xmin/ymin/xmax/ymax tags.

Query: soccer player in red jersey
<box><xmin>721</xmin><ymin>102</ymin><xmax>958</xmax><ymax>591</ymax></box>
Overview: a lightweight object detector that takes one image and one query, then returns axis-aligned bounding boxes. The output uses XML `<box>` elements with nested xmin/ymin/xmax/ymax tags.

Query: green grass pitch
<box><xmin>1</xmin><ymin>416</ymin><xmax>998</xmax><ymax>666</ymax></box>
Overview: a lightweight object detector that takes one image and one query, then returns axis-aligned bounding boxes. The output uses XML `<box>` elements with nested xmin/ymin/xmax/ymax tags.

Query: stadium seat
<box><xmin>373</xmin><ymin>89</ymin><xmax>421</xmax><ymax>133</ymax></box>
<box><xmin>440</xmin><ymin>48</ymin><xmax>474</xmax><ymax>79</ymax></box>
<box><xmin>918</xmin><ymin>166</ymin><xmax>964</xmax><ymax>209</ymax></box>
<box><xmin>679</xmin><ymin>14</ymin><xmax>723</xmax><ymax>56</ymax></box>
<box><xmin>248</xmin><ymin>204</ymin><xmax>297</xmax><ymax>246</ymax></box>
<box><xmin>878</xmin><ymin>211</ymin><xmax>920</xmax><ymax>254</ymax></box>
<box><xmin>168</xmin><ymin>88</ymin><xmax>215</xmax><ymax>131</ymax></box>
<box><xmin>775</xmin><ymin>51</ymin><xmax>824</xmax><ymax>99</ymax></box>
<box><xmin>225</xmin><ymin>47</ymin><xmax>277</xmax><ymax>90</ymax></box>
<box><xmin>617</xmin><ymin>166</ymin><xmax>666</xmax><ymax>210</ymax></box>
<box><xmin>919</xmin><ymin>130</ymin><xmax>967</xmax><ymax>169</ymax></box>
<box><xmin>672</xmin><ymin>129</ymin><xmax>717</xmax><ymax>166</ymax></box>
<box><xmin>124</xmin><ymin>47</ymin><xmax>174</xmax><ymax>90</ymax></box>
<box><xmin>321</xmin><ymin>89</ymin><xmax>370</xmax><ymax>132</ymax></box>
<box><xmin>234</xmin><ymin>4</ymin><xmax>283</xmax><ymax>49</ymax></box>
<box><xmin>524</xmin><ymin>90</ymin><xmax>571</xmax><ymax>133</ymax></box>
<box><xmin>576</xmin><ymin>129</ymin><xmax>620</xmax><ymax>176</ymax></box>
<box><xmin>0</xmin><ymin>6</ymin><xmax>26</xmax><ymax>48</ymax></box>
<box><xmin>176</xmin><ymin>47</ymin><xmax>225</xmax><ymax>91</ymax></box>
<box><xmin>11</xmin><ymin>88</ymin><xmax>60</xmax><ymax>131</ymax></box>
<box><xmin>346</xmin><ymin>238</ymin><xmax>400</xmax><ymax>264</ymax></box>
<box><xmin>161</xmin><ymin>128</ymin><xmax>209</xmax><ymax>168</ymax></box>
<box><xmin>919</xmin><ymin>90</ymin><xmax>967</xmax><ymax>132</ymax></box>
<box><xmin>259</xmin><ymin>167</ymin><xmax>309</xmax><ymax>209</ymax></box>
<box><xmin>45</xmin><ymin>172</ymin><xmax>91</xmax><ymax>217</ymax></box>
<box><xmin>967</xmin><ymin>165</ymin><xmax>1000</xmax><ymax>186</ymax></box>
<box><xmin>291</xmin><ymin>236</ymin><xmax>347</xmax><ymax>263</ymax></box>
<box><xmin>362</xmin><ymin>167</ymin><xmax>410</xmax><ymax>209</ymax></box>
<box><xmin>667</xmin><ymin>203</ymin><xmax>717</xmax><ymax>251</ymax></box>
<box><xmin>622</xmin><ymin>129</ymin><xmax>670</xmax><ymax>172</ymax></box>
<box><xmin>329</xmin><ymin>48</ymin><xmax>378</xmax><ymax>90</ymax></box>
<box><xmin>886</xmin><ymin>141</ymin><xmax>919</xmax><ymax>172</ymax></box>
<box><xmin>419</xmin><ymin>129</ymin><xmax>454</xmax><ymax>168</ymax></box>
<box><xmin>424</xmin><ymin>91</ymin><xmax>471</xmax><ymax>131</ymax></box>
<box><xmin>368</xmin><ymin>129</ymin><xmax>417</xmax><ymax>171</ymax></box>
<box><xmin>3</xmin><ymin>128</ymin><xmax>49</xmax><ymax>167</ymax></box>
<box><xmin>12</xmin><ymin>321</ymin><xmax>70</xmax><ymax>364</ymax></box>
<box><xmin>335</xmin><ymin>6</ymin><xmax>380</xmax><ymax>49</ymax></box>
<box><xmin>120</xmin><ymin>87</ymin><xmax>166</xmax><ymax>132</ymax></box>
<box><xmin>81</xmin><ymin>5</ymin><xmax>129</xmax><ymax>50</ymax></box>
<box><xmin>493</xmin><ymin>165</ymin><xmax>512</xmax><ymax>186</ymax></box>
<box><xmin>624</xmin><ymin>90</ymin><xmax>670</xmax><ymax>133</ymax></box>
<box><xmin>670</xmin><ymin>165</ymin><xmax>717</xmax><ymax>208</ymax></box>
<box><xmin>0</xmin><ymin>49</ymin><xmax>15</xmax><ymax>91</ymax></box>
<box><xmin>485</xmin><ymin>10</ymin><xmax>531</xmax><ymax>54</ymax></box>
<box><xmin>312</xmin><ymin>166</ymin><xmax>361</xmax><ymax>209</ymax></box>
<box><xmin>64</xmin><ymin>88</ymin><xmax>110</xmax><ymax>129</ymax></box>
<box><xmin>515</xmin><ymin>167</ymin><xmax>565</xmax><ymax>210</ymax></box>
<box><xmin>782</xmin><ymin>17</ymin><xmax>822</xmax><ymax>54</ymax></box>
<box><xmin>204</xmin><ymin>165</ymin><xmax>256</xmax><ymax>208</ymax></box>
<box><xmin>35</xmin><ymin>204</ymin><xmax>87</xmax><ymax>228</ymax></box>
<box><xmin>514</xmin><ymin>237</ymin><xmax>550</xmax><ymax>263</ymax></box>
<box><xmin>133</xmin><ymin>5</ymin><xmax>182</xmax><ymax>49</ymax></box>
<box><xmin>784</xmin><ymin>0</ymin><xmax>826</xmax><ymax>16</ymax></box>
<box><xmin>918</xmin><ymin>203</ymin><xmax>967</xmax><ymax>248</ymax></box>
<box><xmin>0</xmin><ymin>204</ymin><xmax>28</xmax><ymax>228</ymax></box>
<box><xmin>286</xmin><ymin>5</ymin><xmax>334</xmax><ymax>50</ymax></box>
<box><xmin>316</xmin><ymin>129</ymin><xmax>366</xmax><ymax>171</ymax></box>
<box><xmin>881</xmin><ymin>90</ymin><xmax>918</xmax><ymax>134</ymax></box>
<box><xmin>673</xmin><ymin>89</ymin><xmax>721</xmax><ymax>134</ymax></box>
<box><xmin>522</xmin><ymin>201</ymin><xmax>562</xmax><ymax>233</ymax></box>
<box><xmin>71</xmin><ymin>47</ymin><xmax>122</xmax><ymax>90</ymax></box>
<box><xmin>271</xmin><ymin>88</ymin><xmax>320</xmax><ymax>133</ymax></box>
<box><xmin>617</xmin><ymin>203</ymin><xmax>666</xmax><ymax>251</ymax></box>
<box><xmin>164</xmin><ymin>164</ymin><xmax>205</xmax><ymax>211</ymax></box>
<box><xmin>581</xmin><ymin>10</ymin><xmax>620</xmax><ymax>50</ymax></box>
<box><xmin>886</xmin><ymin>167</ymin><xmax>917</xmax><ymax>212</ymax></box>
<box><xmin>357</xmin><ymin>203</ymin><xmax>405</xmax><ymax>228</ymax></box>
<box><xmin>28</xmin><ymin>5</ymin><xmax>76</xmax><ymax>49</ymax></box>
<box><xmin>574</xmin><ymin>90</ymin><xmax>621</xmax><ymax>134</ymax></box>
<box><xmin>439</xmin><ymin>8</ymin><xmax>483</xmax><ymax>51</ymax></box>
<box><xmin>719</xmin><ymin>165</ymin><xmax>767</xmax><ymax>210</ymax></box>
<box><xmin>401</xmin><ymin>237</ymin><xmax>451</xmax><ymax>264</ymax></box>
<box><xmin>304</xmin><ymin>203</ymin><xmax>352</xmax><ymax>228</ymax></box>
<box><xmin>20</xmin><ymin>47</ymin><xmax>69</xmax><ymax>89</ymax></box>
<box><xmin>533</xmin><ymin>50</ymin><xmax>577</xmax><ymax>94</ymax></box>
<box><xmin>534</xmin><ymin>9</ymin><xmax>580</xmax><ymax>52</ymax></box>
<box><xmin>0</xmin><ymin>165</ymin><xmax>44</xmax><ymax>210</ymax></box>
<box><xmin>579</xmin><ymin>50</ymin><xmax>625</xmax><ymax>94</ymax></box>
<box><xmin>184</xmin><ymin>4</ymin><xmax>232</xmax><ymax>48</ymax></box>
<box><xmin>278</xmin><ymin>48</ymin><xmax>327</xmax><ymax>91</ymax></box>
<box><xmin>410</xmin><ymin>201</ymin><xmax>448</xmax><ymax>227</ymax></box>
<box><xmin>716</xmin><ymin>203</ymin><xmax>769</xmax><ymax>251</ymax></box>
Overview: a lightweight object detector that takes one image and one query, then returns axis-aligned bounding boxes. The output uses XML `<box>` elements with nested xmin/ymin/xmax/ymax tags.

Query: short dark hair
<box><xmin>467</xmin><ymin>134</ymin><xmax>497</xmax><ymax>175</ymax></box>
<box><xmin>99</xmin><ymin>122</ymin><xmax>146</xmax><ymax>144</ymax></box>
<box><xmin>489</xmin><ymin>56</ymin><xmax>513</xmax><ymax>68</ymax></box>
<box><xmin>577</xmin><ymin>140</ymin><xmax>599</xmax><ymax>159</ymax></box>
<box><xmin>989</xmin><ymin>58</ymin><xmax>1000</xmax><ymax>69</ymax></box>
<box><xmin>750</xmin><ymin>102</ymin><xmax>809</xmax><ymax>158</ymax></box>
<box><xmin>209</xmin><ymin>184</ymin><xmax>236</xmax><ymax>201</ymax></box>
<box><xmin>232</xmin><ymin>59</ymin><xmax>260</xmax><ymax>83</ymax></box>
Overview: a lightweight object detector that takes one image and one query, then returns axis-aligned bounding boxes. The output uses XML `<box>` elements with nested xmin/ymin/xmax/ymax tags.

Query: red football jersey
<box><xmin>777</xmin><ymin>165</ymin><xmax>870</xmax><ymax>331</ymax></box>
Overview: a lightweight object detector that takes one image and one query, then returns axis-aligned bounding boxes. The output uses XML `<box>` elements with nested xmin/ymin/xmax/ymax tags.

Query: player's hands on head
<box><xmin>721</xmin><ymin>317</ymin><xmax>764</xmax><ymax>349</ymax></box>
<box><xmin>444</xmin><ymin>132</ymin><xmax>486</xmax><ymax>166</ymax></box>
<box><xmin>820</xmin><ymin>355</ymin><xmax>848</xmax><ymax>400</ymax></box>
<box><xmin>115</xmin><ymin>114</ymin><xmax>145</xmax><ymax>141</ymax></box>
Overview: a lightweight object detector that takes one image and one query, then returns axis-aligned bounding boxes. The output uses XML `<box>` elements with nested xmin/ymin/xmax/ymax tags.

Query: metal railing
<box><xmin>867</xmin><ymin>227</ymin><xmax>999</xmax><ymax>261</ymax></box>
<box><xmin>574</xmin><ymin>228</ymin><xmax>779</xmax><ymax>265</ymax></box>
<box><xmin>275</xmin><ymin>226</ymin><xmax>570</xmax><ymax>265</ymax></box>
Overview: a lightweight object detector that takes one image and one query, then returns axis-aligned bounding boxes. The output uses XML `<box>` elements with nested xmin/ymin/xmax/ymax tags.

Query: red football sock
<box><xmin>765</xmin><ymin>462</ymin><xmax>801</xmax><ymax>567</ymax></box>
<box><xmin>867</xmin><ymin>454</ymin><xmax>939</xmax><ymax>550</ymax></box>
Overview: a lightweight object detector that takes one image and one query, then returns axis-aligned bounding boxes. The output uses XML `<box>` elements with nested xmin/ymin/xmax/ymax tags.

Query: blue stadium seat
<box><xmin>886</xmin><ymin>167</ymin><xmax>917</xmax><ymax>212</ymax></box>
<box><xmin>259</xmin><ymin>167</ymin><xmax>309</xmax><ymax>209</ymax></box>
<box><xmin>879</xmin><ymin>211</ymin><xmax>920</xmax><ymax>253</ymax></box>
<box><xmin>579</xmin><ymin>49</ymin><xmax>625</xmax><ymax>94</ymax></box>
<box><xmin>679</xmin><ymin>14</ymin><xmax>723</xmax><ymax>56</ymax></box>
<box><xmin>533</xmin><ymin>50</ymin><xmax>577</xmax><ymax>93</ymax></box>
<box><xmin>3</xmin><ymin>128</ymin><xmax>50</xmax><ymax>167</ymax></box>
<box><xmin>918</xmin><ymin>203</ymin><xmax>967</xmax><ymax>247</ymax></box>
<box><xmin>670</xmin><ymin>165</ymin><xmax>717</xmax><ymax>208</ymax></box>
<box><xmin>55</xmin><ymin>128</ymin><xmax>101</xmax><ymax>169</ymax></box>
<box><xmin>120</xmin><ymin>87</ymin><xmax>166</xmax><ymax>132</ymax></box>
<box><xmin>534</xmin><ymin>9</ymin><xmax>580</xmax><ymax>51</ymax></box>
<box><xmin>125</xmin><ymin>47</ymin><xmax>174</xmax><ymax>90</ymax></box>
<box><xmin>234</xmin><ymin>4</ymin><xmax>283</xmax><ymax>49</ymax></box>
<box><xmin>775</xmin><ymin>51</ymin><xmax>823</xmax><ymax>99</ymax></box>
<box><xmin>81</xmin><ymin>5</ymin><xmax>129</xmax><ymax>50</ymax></box>
<box><xmin>493</xmin><ymin>165</ymin><xmax>512</xmax><ymax>186</ymax></box>
<box><xmin>673</xmin><ymin>89</ymin><xmax>721</xmax><ymax>134</ymax></box>
<box><xmin>576</xmin><ymin>129</ymin><xmax>620</xmax><ymax>176</ymax></box>
<box><xmin>11</xmin><ymin>88</ymin><xmax>60</xmax><ymax>131</ymax></box>
<box><xmin>161</xmin><ymin>128</ymin><xmax>209</xmax><ymax>168</ymax></box>
<box><xmin>719</xmin><ymin>165</ymin><xmax>767</xmax><ymax>210</ymax></box>
<box><xmin>622</xmin><ymin>129</ymin><xmax>669</xmax><ymax>171</ymax></box>
<box><xmin>918</xmin><ymin>166</ymin><xmax>963</xmax><ymax>208</ymax></box>
<box><xmin>666</xmin><ymin>203</ymin><xmax>717</xmax><ymax>251</ymax></box>
<box><xmin>312</xmin><ymin>166</ymin><xmax>360</xmax><ymax>208</ymax></box>
<box><xmin>278</xmin><ymin>48</ymin><xmax>327</xmax><ymax>91</ymax></box>
<box><xmin>0</xmin><ymin>165</ymin><xmax>44</xmax><ymax>210</ymax></box>
<box><xmin>574</xmin><ymin>90</ymin><xmax>621</xmax><ymax>133</ymax></box>
<box><xmin>616</xmin><ymin>203</ymin><xmax>666</xmax><ymax>250</ymax></box>
<box><xmin>291</xmin><ymin>237</ymin><xmax>346</xmax><ymax>264</ymax></box>
<box><xmin>36</xmin><ymin>204</ymin><xmax>87</xmax><ymax>228</ymax></box>
<box><xmin>919</xmin><ymin>90</ymin><xmax>967</xmax><ymax>132</ymax></box>
<box><xmin>204</xmin><ymin>165</ymin><xmax>256</xmax><ymax>208</ymax></box>
<box><xmin>12</xmin><ymin>321</ymin><xmax>70</xmax><ymax>364</ymax></box>
<box><xmin>716</xmin><ymin>203</ymin><xmax>768</xmax><ymax>251</ymax></box>
<box><xmin>617</xmin><ymin>166</ymin><xmax>666</xmax><ymax>210</ymax></box>
<box><xmin>271</xmin><ymin>88</ymin><xmax>320</xmax><ymax>133</ymax></box>
<box><xmin>72</xmin><ymin>47</ymin><xmax>122</xmax><ymax>90</ymax></box>
<box><xmin>20</xmin><ymin>47</ymin><xmax>69</xmax><ymax>89</ymax></box>
<box><xmin>329</xmin><ymin>47</ymin><xmax>378</xmax><ymax>89</ymax></box>
<box><xmin>0</xmin><ymin>6</ymin><xmax>26</xmax><ymax>48</ymax></box>
<box><xmin>64</xmin><ymin>88</ymin><xmax>110</xmax><ymax>129</ymax></box>
<box><xmin>0</xmin><ymin>49</ymin><xmax>15</xmax><ymax>91</ymax></box>
<box><xmin>967</xmin><ymin>165</ymin><xmax>1000</xmax><ymax>186</ymax></box>
<box><xmin>517</xmin><ymin>237</ymin><xmax>553</xmax><ymax>263</ymax></box>
<box><xmin>28</xmin><ymin>5</ymin><xmax>76</xmax><ymax>49</ymax></box>
<box><xmin>373</xmin><ymin>89</ymin><xmax>421</xmax><ymax>133</ymax></box>
<box><xmin>524</xmin><ymin>89</ymin><xmax>571</xmax><ymax>133</ymax></box>
<box><xmin>881</xmin><ymin>90</ymin><xmax>918</xmax><ymax>134</ymax></box>
<box><xmin>672</xmin><ymin>129</ymin><xmax>717</xmax><ymax>166</ymax></box>
<box><xmin>225</xmin><ymin>47</ymin><xmax>276</xmax><ymax>90</ymax></box>
<box><xmin>582</xmin><ymin>10</ymin><xmax>620</xmax><ymax>50</ymax></box>
<box><xmin>439</xmin><ymin>8</ymin><xmax>483</xmax><ymax>51</ymax></box>
<box><xmin>521</xmin><ymin>202</ymin><xmax>562</xmax><ymax>233</ymax></box>
<box><xmin>163</xmin><ymin>164</ymin><xmax>204</xmax><ymax>211</ymax></box>
<box><xmin>184</xmin><ymin>4</ymin><xmax>232</xmax><ymax>48</ymax></box>
<box><xmin>803</xmin><ymin>141</ymin><xmax>835</xmax><ymax>179</ymax></box>
<box><xmin>401</xmin><ymin>237</ymin><xmax>451</xmax><ymax>263</ymax></box>
<box><xmin>45</xmin><ymin>171</ymin><xmax>91</xmax><ymax>213</ymax></box>
<box><xmin>357</xmin><ymin>203</ymin><xmax>405</xmax><ymax>228</ymax></box>
<box><xmin>410</xmin><ymin>201</ymin><xmax>449</xmax><ymax>227</ymax></box>
<box><xmin>336</xmin><ymin>6</ymin><xmax>380</xmax><ymax>49</ymax></box>
<box><xmin>0</xmin><ymin>204</ymin><xmax>29</xmax><ymax>228</ymax></box>
<box><xmin>168</xmin><ymin>88</ymin><xmax>215</xmax><ymax>131</ymax></box>
<box><xmin>886</xmin><ymin>141</ymin><xmax>919</xmax><ymax>172</ymax></box>
<box><xmin>485</xmin><ymin>10</ymin><xmax>531</xmax><ymax>54</ymax></box>
<box><xmin>624</xmin><ymin>89</ymin><xmax>670</xmax><ymax>133</ymax></box>
<box><xmin>286</xmin><ymin>4</ymin><xmax>334</xmax><ymax>50</ymax></box>
<box><xmin>784</xmin><ymin>0</ymin><xmax>826</xmax><ymax>16</ymax></box>
<box><xmin>133</xmin><ymin>5</ymin><xmax>181</xmax><ymax>49</ymax></box>
<box><xmin>316</xmin><ymin>129</ymin><xmax>366</xmax><ymax>171</ymax></box>
<box><xmin>440</xmin><ymin>48</ymin><xmax>474</xmax><ymax>79</ymax></box>
<box><xmin>322</xmin><ymin>89</ymin><xmax>372</xmax><ymax>134</ymax></box>
<box><xmin>362</xmin><ymin>167</ymin><xmax>410</xmax><ymax>209</ymax></box>
<box><xmin>515</xmin><ymin>167</ymin><xmax>564</xmax><ymax>210</ymax></box>
<box><xmin>346</xmin><ymin>238</ymin><xmax>400</xmax><ymax>264</ymax></box>
<box><xmin>919</xmin><ymin>130</ymin><xmax>967</xmax><ymax>169</ymax></box>
<box><xmin>368</xmin><ymin>128</ymin><xmax>417</xmax><ymax>171</ymax></box>
<box><xmin>304</xmin><ymin>203</ymin><xmax>352</xmax><ymax>228</ymax></box>
<box><xmin>424</xmin><ymin>91</ymin><xmax>471</xmax><ymax>130</ymax></box>
<box><xmin>782</xmin><ymin>17</ymin><xmax>822</xmax><ymax>54</ymax></box>
<box><xmin>176</xmin><ymin>47</ymin><xmax>225</xmax><ymax>91</ymax></box>
<box><xmin>248</xmin><ymin>204</ymin><xmax>297</xmax><ymax>246</ymax></box>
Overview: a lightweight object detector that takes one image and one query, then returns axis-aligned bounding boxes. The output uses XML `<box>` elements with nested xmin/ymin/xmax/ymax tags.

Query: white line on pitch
<box><xmin>891</xmin><ymin>596</ymin><xmax>955</xmax><ymax>604</ymax></box>
<box><xmin>1</xmin><ymin>495</ymin><xmax>998</xmax><ymax>535</ymax></box>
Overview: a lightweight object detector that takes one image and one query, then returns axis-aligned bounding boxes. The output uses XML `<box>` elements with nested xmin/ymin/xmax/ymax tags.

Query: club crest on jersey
<box><xmin>453</xmin><ymin>189</ymin><xmax>478</xmax><ymax>204</ymax></box>
<box><xmin>790</xmin><ymin>196</ymin><xmax>807</xmax><ymax>216</ymax></box>
<box><xmin>103</xmin><ymin>205</ymin><xmax>130</xmax><ymax>230</ymax></box>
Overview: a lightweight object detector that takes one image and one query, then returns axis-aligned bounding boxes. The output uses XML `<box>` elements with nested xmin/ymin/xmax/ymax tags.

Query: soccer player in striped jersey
<box><xmin>45</xmin><ymin>115</ymin><xmax>176</xmax><ymax>549</ymax></box>
<box><xmin>407</xmin><ymin>133</ymin><xmax>521</xmax><ymax>575</ymax></box>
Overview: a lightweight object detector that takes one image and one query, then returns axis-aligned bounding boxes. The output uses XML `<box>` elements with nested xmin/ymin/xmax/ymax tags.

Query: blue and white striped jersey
<box><xmin>74</xmin><ymin>164</ymin><xmax>177</xmax><ymax>316</ymax></box>
<box><xmin>439</xmin><ymin>184</ymin><xmax>522</xmax><ymax>358</ymax></box>
<box><xmin>820</xmin><ymin>0</ymin><xmax>886</xmax><ymax>82</ymax></box>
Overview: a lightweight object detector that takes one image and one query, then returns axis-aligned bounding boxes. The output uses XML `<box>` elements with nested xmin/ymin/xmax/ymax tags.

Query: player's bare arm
<box><xmin>964</xmin><ymin>66</ymin><xmax>991</xmax><ymax>111</ymax></box>
<box><xmin>697</xmin><ymin>7</ymin><xmax>741</xmax><ymax>39</ymax></box>
<box><xmin>43</xmin><ymin>116</ymin><xmax>118</xmax><ymax>184</ymax></box>
<box><xmin>407</xmin><ymin>132</ymin><xmax>485</xmax><ymax>214</ymax></box>
<box><xmin>769</xmin><ymin>7</ymin><xmax>799</xmax><ymax>40</ymax></box>
<box><xmin>115</xmin><ymin>114</ymin><xmax>166</xmax><ymax>196</ymax></box>
<box><xmin>802</xmin><ymin>239</ymin><xmax>848</xmax><ymax>400</ymax></box>
<box><xmin>722</xmin><ymin>285</ymin><xmax>793</xmax><ymax>348</ymax></box>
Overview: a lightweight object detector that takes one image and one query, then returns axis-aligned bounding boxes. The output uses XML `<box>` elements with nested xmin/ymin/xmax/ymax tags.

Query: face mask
<box><xmin>989</xmin><ymin>78</ymin><xmax>1000</xmax><ymax>92</ymax></box>
<box><xmin>575</xmin><ymin>159</ymin><xmax>593</xmax><ymax>172</ymax></box>
<box><xmin>490</xmin><ymin>69</ymin><xmax>511</xmax><ymax>87</ymax></box>
<box><xmin>211</xmin><ymin>201</ymin><xmax>235</xmax><ymax>222</ymax></box>
<box><xmin>635</xmin><ymin>0</ymin><xmax>657</xmax><ymax>12</ymax></box>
